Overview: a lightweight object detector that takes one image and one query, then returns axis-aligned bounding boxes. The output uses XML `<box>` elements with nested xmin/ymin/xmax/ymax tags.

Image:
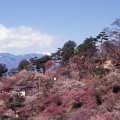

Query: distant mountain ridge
<box><xmin>0</xmin><ymin>53</ymin><xmax>44</xmax><ymax>70</ymax></box>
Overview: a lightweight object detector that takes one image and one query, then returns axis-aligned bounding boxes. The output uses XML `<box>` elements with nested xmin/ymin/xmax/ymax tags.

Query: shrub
<box><xmin>94</xmin><ymin>92</ymin><xmax>102</xmax><ymax>105</ymax></box>
<box><xmin>0</xmin><ymin>115</ymin><xmax>9</xmax><ymax>120</ymax></box>
<box><xmin>112</xmin><ymin>85</ymin><xmax>120</xmax><ymax>93</ymax></box>
<box><xmin>10</xmin><ymin>118</ymin><xmax>24</xmax><ymax>120</ymax></box>
<box><xmin>6</xmin><ymin>102</ymin><xmax>24</xmax><ymax>110</ymax></box>
<box><xmin>94</xmin><ymin>67</ymin><xmax>104</xmax><ymax>76</ymax></box>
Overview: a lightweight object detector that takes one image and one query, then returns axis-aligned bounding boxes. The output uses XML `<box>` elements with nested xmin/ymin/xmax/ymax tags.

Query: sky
<box><xmin>0</xmin><ymin>0</ymin><xmax>120</xmax><ymax>55</ymax></box>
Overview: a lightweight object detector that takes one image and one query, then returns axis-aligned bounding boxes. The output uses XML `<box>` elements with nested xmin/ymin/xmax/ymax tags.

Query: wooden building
<box><xmin>10</xmin><ymin>85</ymin><xmax>32</xmax><ymax>96</ymax></box>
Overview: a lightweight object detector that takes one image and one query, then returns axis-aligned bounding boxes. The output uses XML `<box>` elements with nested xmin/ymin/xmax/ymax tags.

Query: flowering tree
<box><xmin>16</xmin><ymin>106</ymin><xmax>31</xmax><ymax>118</ymax></box>
<box><xmin>44</xmin><ymin>60</ymin><xmax>54</xmax><ymax>70</ymax></box>
<box><xmin>62</xmin><ymin>88</ymin><xmax>96</xmax><ymax>112</ymax></box>
<box><xmin>90</xmin><ymin>113</ymin><xmax>114</xmax><ymax>120</ymax></box>
<box><xmin>68</xmin><ymin>108</ymin><xmax>95</xmax><ymax>120</ymax></box>
<box><xmin>0</xmin><ymin>107</ymin><xmax>5</xmax><ymax>115</ymax></box>
<box><xmin>102</xmin><ymin>92</ymin><xmax>118</xmax><ymax>112</ymax></box>
<box><xmin>0</xmin><ymin>92</ymin><xmax>10</xmax><ymax>102</ymax></box>
<box><xmin>40</xmin><ymin>93</ymin><xmax>62</xmax><ymax>117</ymax></box>
<box><xmin>51</xmin><ymin>78</ymin><xmax>82</xmax><ymax>94</ymax></box>
<box><xmin>34</xmin><ymin>73</ymin><xmax>54</xmax><ymax>97</ymax></box>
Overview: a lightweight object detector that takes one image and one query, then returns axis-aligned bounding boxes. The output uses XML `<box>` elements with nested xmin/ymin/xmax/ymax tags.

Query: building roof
<box><xmin>10</xmin><ymin>85</ymin><xmax>30</xmax><ymax>89</ymax></box>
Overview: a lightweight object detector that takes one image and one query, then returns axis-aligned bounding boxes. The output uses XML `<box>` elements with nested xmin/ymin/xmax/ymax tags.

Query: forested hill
<box><xmin>0</xmin><ymin>18</ymin><xmax>120</xmax><ymax>120</ymax></box>
<box><xmin>0</xmin><ymin>53</ymin><xmax>43</xmax><ymax>69</ymax></box>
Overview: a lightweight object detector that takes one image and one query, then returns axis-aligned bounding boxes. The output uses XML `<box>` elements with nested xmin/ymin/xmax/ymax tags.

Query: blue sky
<box><xmin>0</xmin><ymin>0</ymin><xmax>119</xmax><ymax>55</ymax></box>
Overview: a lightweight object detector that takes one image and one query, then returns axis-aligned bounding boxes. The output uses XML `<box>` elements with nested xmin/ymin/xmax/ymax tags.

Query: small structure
<box><xmin>10</xmin><ymin>85</ymin><xmax>32</xmax><ymax>97</ymax></box>
<box><xmin>103</xmin><ymin>60</ymin><xmax>113</xmax><ymax>69</ymax></box>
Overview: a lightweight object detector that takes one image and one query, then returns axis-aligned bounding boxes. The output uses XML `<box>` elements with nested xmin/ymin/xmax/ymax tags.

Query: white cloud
<box><xmin>0</xmin><ymin>24</ymin><xmax>55</xmax><ymax>52</ymax></box>
<box><xmin>42</xmin><ymin>52</ymin><xmax>51</xmax><ymax>55</ymax></box>
<box><xmin>35</xmin><ymin>52</ymin><xmax>51</xmax><ymax>55</ymax></box>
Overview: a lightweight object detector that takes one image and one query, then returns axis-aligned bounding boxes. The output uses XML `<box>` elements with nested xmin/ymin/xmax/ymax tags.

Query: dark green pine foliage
<box><xmin>76</xmin><ymin>37</ymin><xmax>97</xmax><ymax>56</ymax></box>
<box><xmin>96</xmin><ymin>31</ymin><xmax>108</xmax><ymax>44</ymax></box>
<box><xmin>61</xmin><ymin>40</ymin><xmax>76</xmax><ymax>62</ymax></box>
<box><xmin>0</xmin><ymin>64</ymin><xmax>8</xmax><ymax>76</ymax></box>
<box><xmin>52</xmin><ymin>48</ymin><xmax>62</xmax><ymax>61</ymax></box>
<box><xmin>30</xmin><ymin>55</ymin><xmax>51</xmax><ymax>72</ymax></box>
<box><xmin>18</xmin><ymin>59</ymin><xmax>30</xmax><ymax>71</ymax></box>
<box><xmin>52</xmin><ymin>40</ymin><xmax>76</xmax><ymax>64</ymax></box>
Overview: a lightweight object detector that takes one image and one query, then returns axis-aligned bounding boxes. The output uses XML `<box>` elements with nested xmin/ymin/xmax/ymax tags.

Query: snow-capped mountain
<box><xmin>0</xmin><ymin>53</ymin><xmax>44</xmax><ymax>70</ymax></box>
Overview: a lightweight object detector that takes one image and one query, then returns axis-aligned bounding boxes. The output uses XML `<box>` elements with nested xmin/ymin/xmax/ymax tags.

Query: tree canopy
<box><xmin>76</xmin><ymin>37</ymin><xmax>97</xmax><ymax>57</ymax></box>
<box><xmin>0</xmin><ymin>64</ymin><xmax>8</xmax><ymax>76</ymax></box>
<box><xmin>18</xmin><ymin>59</ymin><xmax>31</xmax><ymax>71</ymax></box>
<box><xmin>52</xmin><ymin>40</ymin><xmax>76</xmax><ymax>64</ymax></box>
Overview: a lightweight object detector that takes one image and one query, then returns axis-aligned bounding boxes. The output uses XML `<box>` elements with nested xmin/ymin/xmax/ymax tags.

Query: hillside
<box><xmin>0</xmin><ymin>62</ymin><xmax>120</xmax><ymax>120</ymax></box>
<box><xmin>0</xmin><ymin>19</ymin><xmax>120</xmax><ymax>120</ymax></box>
